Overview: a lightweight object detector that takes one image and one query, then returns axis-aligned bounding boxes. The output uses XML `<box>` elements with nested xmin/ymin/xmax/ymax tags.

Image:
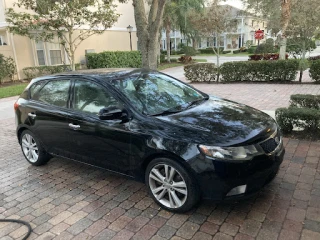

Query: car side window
<box><xmin>73</xmin><ymin>80</ymin><xmax>117</xmax><ymax>115</ymax></box>
<box><xmin>29</xmin><ymin>81</ymin><xmax>46</xmax><ymax>99</ymax></box>
<box><xmin>32</xmin><ymin>79</ymin><xmax>70</xmax><ymax>108</ymax></box>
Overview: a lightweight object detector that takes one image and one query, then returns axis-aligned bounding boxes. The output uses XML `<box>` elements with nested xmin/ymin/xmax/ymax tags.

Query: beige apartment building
<box><xmin>0</xmin><ymin>0</ymin><xmax>138</xmax><ymax>80</ymax></box>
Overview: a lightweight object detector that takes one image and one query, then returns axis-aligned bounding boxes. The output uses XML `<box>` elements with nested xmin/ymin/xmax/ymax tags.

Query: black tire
<box><xmin>20</xmin><ymin>130</ymin><xmax>51</xmax><ymax>166</ymax></box>
<box><xmin>145</xmin><ymin>157</ymin><xmax>200</xmax><ymax>213</ymax></box>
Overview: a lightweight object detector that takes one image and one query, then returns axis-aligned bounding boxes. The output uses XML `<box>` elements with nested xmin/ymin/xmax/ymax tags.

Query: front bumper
<box><xmin>195</xmin><ymin>144</ymin><xmax>285</xmax><ymax>201</ymax></box>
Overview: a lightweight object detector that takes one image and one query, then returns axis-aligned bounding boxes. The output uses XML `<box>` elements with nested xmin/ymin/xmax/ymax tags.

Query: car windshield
<box><xmin>110</xmin><ymin>72</ymin><xmax>206</xmax><ymax>116</ymax></box>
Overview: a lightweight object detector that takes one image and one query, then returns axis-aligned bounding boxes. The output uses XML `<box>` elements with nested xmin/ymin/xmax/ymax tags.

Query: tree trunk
<box><xmin>279</xmin><ymin>37</ymin><xmax>287</xmax><ymax>60</ymax></box>
<box><xmin>280</xmin><ymin>0</ymin><xmax>291</xmax><ymax>60</ymax></box>
<box><xmin>133</xmin><ymin>0</ymin><xmax>166</xmax><ymax>70</ymax></box>
<box><xmin>192</xmin><ymin>38</ymin><xmax>197</xmax><ymax>49</ymax></box>
<box><xmin>299</xmin><ymin>40</ymin><xmax>306</xmax><ymax>83</ymax></box>
<box><xmin>216</xmin><ymin>47</ymin><xmax>220</xmax><ymax>82</ymax></box>
<box><xmin>165</xmin><ymin>21</ymin><xmax>171</xmax><ymax>63</ymax></box>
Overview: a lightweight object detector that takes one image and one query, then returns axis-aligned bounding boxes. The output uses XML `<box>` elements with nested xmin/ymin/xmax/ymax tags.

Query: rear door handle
<box><xmin>28</xmin><ymin>113</ymin><xmax>36</xmax><ymax>119</ymax></box>
<box><xmin>69</xmin><ymin>123</ymin><xmax>80</xmax><ymax>130</ymax></box>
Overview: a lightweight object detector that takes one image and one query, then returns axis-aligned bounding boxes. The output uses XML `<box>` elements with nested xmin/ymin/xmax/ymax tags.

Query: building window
<box><xmin>252</xmin><ymin>20</ymin><xmax>254</xmax><ymax>27</ymax></box>
<box><xmin>199</xmin><ymin>41</ymin><xmax>201</xmax><ymax>48</ymax></box>
<box><xmin>35</xmin><ymin>41</ymin><xmax>46</xmax><ymax>66</ymax></box>
<box><xmin>37</xmin><ymin>50</ymin><xmax>46</xmax><ymax>66</ymax></box>
<box><xmin>50</xmin><ymin>50</ymin><xmax>62</xmax><ymax>65</ymax></box>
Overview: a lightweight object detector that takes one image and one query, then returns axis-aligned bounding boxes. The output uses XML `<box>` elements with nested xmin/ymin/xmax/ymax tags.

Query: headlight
<box><xmin>199</xmin><ymin>145</ymin><xmax>262</xmax><ymax>161</ymax></box>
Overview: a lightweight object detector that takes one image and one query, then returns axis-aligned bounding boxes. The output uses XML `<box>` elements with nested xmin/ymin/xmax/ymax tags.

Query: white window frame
<box><xmin>49</xmin><ymin>49</ymin><xmax>63</xmax><ymax>66</ymax></box>
<box><xmin>35</xmin><ymin>41</ymin><xmax>47</xmax><ymax>66</ymax></box>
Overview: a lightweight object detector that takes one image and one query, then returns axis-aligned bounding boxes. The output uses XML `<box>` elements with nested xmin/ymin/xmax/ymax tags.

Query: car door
<box><xmin>67</xmin><ymin>78</ymin><xmax>133</xmax><ymax>175</ymax></box>
<box><xmin>26</xmin><ymin>78</ymin><xmax>73</xmax><ymax>157</ymax></box>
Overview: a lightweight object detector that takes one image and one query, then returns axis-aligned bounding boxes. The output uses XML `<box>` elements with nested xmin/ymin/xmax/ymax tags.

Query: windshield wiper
<box><xmin>186</xmin><ymin>96</ymin><xmax>209</xmax><ymax>109</ymax></box>
<box><xmin>150</xmin><ymin>107</ymin><xmax>185</xmax><ymax>116</ymax></box>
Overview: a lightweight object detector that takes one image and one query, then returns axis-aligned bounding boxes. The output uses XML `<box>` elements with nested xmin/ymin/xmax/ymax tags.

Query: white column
<box><xmin>10</xmin><ymin>33</ymin><xmax>20</xmax><ymax>80</ymax></box>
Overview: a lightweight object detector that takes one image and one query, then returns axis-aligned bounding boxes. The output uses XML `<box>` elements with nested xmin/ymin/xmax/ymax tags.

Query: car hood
<box><xmin>155</xmin><ymin>96</ymin><xmax>276</xmax><ymax>146</ymax></box>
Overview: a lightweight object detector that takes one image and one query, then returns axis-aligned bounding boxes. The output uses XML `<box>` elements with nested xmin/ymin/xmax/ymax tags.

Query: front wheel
<box><xmin>146</xmin><ymin>158</ymin><xmax>200</xmax><ymax>213</ymax></box>
<box><xmin>20</xmin><ymin>130</ymin><xmax>51</xmax><ymax>166</ymax></box>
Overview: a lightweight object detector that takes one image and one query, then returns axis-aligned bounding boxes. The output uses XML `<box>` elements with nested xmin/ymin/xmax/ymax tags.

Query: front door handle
<box><xmin>28</xmin><ymin>113</ymin><xmax>36</xmax><ymax>119</ymax></box>
<box><xmin>69</xmin><ymin>123</ymin><xmax>80</xmax><ymax>130</ymax></box>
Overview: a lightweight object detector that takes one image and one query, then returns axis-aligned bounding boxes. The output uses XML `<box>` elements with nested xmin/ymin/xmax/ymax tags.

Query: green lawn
<box><xmin>158</xmin><ymin>63</ymin><xmax>184</xmax><ymax>71</ymax></box>
<box><xmin>158</xmin><ymin>59</ymin><xmax>207</xmax><ymax>71</ymax></box>
<box><xmin>198</xmin><ymin>52</ymin><xmax>249</xmax><ymax>57</ymax></box>
<box><xmin>0</xmin><ymin>83</ymin><xmax>28</xmax><ymax>99</ymax></box>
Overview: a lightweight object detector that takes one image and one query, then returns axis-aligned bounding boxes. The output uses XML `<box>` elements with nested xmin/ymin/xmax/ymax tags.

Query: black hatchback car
<box><xmin>15</xmin><ymin>68</ymin><xmax>284</xmax><ymax>212</ymax></box>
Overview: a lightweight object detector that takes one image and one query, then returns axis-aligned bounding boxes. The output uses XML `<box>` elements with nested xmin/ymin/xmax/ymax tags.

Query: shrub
<box><xmin>22</xmin><ymin>64</ymin><xmax>80</xmax><ymax>80</ymax></box>
<box><xmin>248</xmin><ymin>46</ymin><xmax>257</xmax><ymax>54</ymax></box>
<box><xmin>160</xmin><ymin>54</ymin><xmax>166</xmax><ymax>63</ymax></box>
<box><xmin>184</xmin><ymin>63</ymin><xmax>217</xmax><ymax>82</ymax></box>
<box><xmin>276</xmin><ymin>107</ymin><xmax>320</xmax><ymax>133</ymax></box>
<box><xmin>86</xmin><ymin>51</ymin><xmax>142</xmax><ymax>69</ymax></box>
<box><xmin>290</xmin><ymin>94</ymin><xmax>320</xmax><ymax>109</ymax></box>
<box><xmin>0</xmin><ymin>54</ymin><xmax>16</xmax><ymax>84</ymax></box>
<box><xmin>309</xmin><ymin>60</ymin><xmax>320</xmax><ymax>81</ymax></box>
<box><xmin>220</xmin><ymin>60</ymin><xmax>299</xmax><ymax>82</ymax></box>
<box><xmin>233</xmin><ymin>50</ymin><xmax>240</xmax><ymax>54</ymax></box>
<box><xmin>182</xmin><ymin>46</ymin><xmax>197</xmax><ymax>56</ymax></box>
<box><xmin>255</xmin><ymin>43</ymin><xmax>276</xmax><ymax>54</ymax></box>
<box><xmin>308</xmin><ymin>55</ymin><xmax>320</xmax><ymax>61</ymax></box>
<box><xmin>248</xmin><ymin>53</ymin><xmax>289</xmax><ymax>61</ymax></box>
<box><xmin>239</xmin><ymin>47</ymin><xmax>247</xmax><ymax>52</ymax></box>
<box><xmin>222</xmin><ymin>50</ymin><xmax>231</xmax><ymax>54</ymax></box>
<box><xmin>179</xmin><ymin>55</ymin><xmax>193</xmax><ymax>64</ymax></box>
<box><xmin>199</xmin><ymin>47</ymin><xmax>224</xmax><ymax>54</ymax></box>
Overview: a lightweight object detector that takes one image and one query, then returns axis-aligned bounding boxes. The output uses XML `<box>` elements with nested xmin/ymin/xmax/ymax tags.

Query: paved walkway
<box><xmin>0</xmin><ymin>117</ymin><xmax>320</xmax><ymax>240</ymax></box>
<box><xmin>162</xmin><ymin>67</ymin><xmax>320</xmax><ymax>111</ymax></box>
<box><xmin>1</xmin><ymin>66</ymin><xmax>320</xmax><ymax>239</ymax></box>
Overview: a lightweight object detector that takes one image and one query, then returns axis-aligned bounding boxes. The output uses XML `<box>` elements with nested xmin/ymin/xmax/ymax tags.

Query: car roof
<box><xmin>31</xmin><ymin>68</ymin><xmax>155</xmax><ymax>82</ymax></box>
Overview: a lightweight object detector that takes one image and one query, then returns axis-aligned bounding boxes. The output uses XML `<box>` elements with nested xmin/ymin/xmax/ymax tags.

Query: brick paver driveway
<box><xmin>1</xmin><ymin>82</ymin><xmax>320</xmax><ymax>239</ymax></box>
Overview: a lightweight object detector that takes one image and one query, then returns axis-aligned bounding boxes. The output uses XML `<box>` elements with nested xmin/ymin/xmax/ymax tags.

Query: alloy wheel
<box><xmin>21</xmin><ymin>134</ymin><xmax>39</xmax><ymax>163</ymax></box>
<box><xmin>149</xmin><ymin>164</ymin><xmax>188</xmax><ymax>209</ymax></box>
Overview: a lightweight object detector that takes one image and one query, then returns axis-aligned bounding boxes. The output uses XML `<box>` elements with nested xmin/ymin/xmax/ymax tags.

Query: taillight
<box><xmin>14</xmin><ymin>101</ymin><xmax>20</xmax><ymax>111</ymax></box>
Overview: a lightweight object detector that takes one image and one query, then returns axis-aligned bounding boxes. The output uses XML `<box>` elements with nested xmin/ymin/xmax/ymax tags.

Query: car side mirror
<box><xmin>98</xmin><ymin>106</ymin><xmax>129</xmax><ymax>122</ymax></box>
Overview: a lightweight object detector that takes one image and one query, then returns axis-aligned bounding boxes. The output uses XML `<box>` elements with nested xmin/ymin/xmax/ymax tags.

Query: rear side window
<box><xmin>29</xmin><ymin>81</ymin><xmax>46</xmax><ymax>99</ymax></box>
<box><xmin>32</xmin><ymin>80</ymin><xmax>70</xmax><ymax>108</ymax></box>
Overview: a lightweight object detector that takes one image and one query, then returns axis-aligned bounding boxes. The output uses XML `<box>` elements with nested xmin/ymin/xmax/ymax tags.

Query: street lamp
<box><xmin>127</xmin><ymin>25</ymin><xmax>133</xmax><ymax>51</ymax></box>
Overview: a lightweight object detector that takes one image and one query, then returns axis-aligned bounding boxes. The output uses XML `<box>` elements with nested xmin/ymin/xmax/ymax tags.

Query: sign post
<box><xmin>254</xmin><ymin>29</ymin><xmax>264</xmax><ymax>46</ymax></box>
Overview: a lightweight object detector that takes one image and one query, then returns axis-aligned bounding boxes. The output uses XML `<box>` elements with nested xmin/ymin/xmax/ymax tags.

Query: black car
<box><xmin>15</xmin><ymin>68</ymin><xmax>284</xmax><ymax>212</ymax></box>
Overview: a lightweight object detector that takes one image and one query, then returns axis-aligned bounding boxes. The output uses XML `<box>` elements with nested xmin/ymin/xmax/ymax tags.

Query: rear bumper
<box><xmin>196</xmin><ymin>145</ymin><xmax>285</xmax><ymax>201</ymax></box>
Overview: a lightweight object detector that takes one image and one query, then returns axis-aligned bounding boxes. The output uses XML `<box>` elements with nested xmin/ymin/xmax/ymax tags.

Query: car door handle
<box><xmin>28</xmin><ymin>113</ymin><xmax>36</xmax><ymax>119</ymax></box>
<box><xmin>69</xmin><ymin>123</ymin><xmax>81</xmax><ymax>130</ymax></box>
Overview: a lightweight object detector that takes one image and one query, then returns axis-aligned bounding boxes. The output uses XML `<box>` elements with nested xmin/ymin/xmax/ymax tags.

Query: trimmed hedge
<box><xmin>23</xmin><ymin>64</ymin><xmax>80</xmax><ymax>80</ymax></box>
<box><xmin>222</xmin><ymin>50</ymin><xmax>231</xmax><ymax>54</ymax></box>
<box><xmin>249</xmin><ymin>53</ymin><xmax>289</xmax><ymax>61</ymax></box>
<box><xmin>290</xmin><ymin>94</ymin><xmax>320</xmax><ymax>109</ymax></box>
<box><xmin>309</xmin><ymin>60</ymin><xmax>320</xmax><ymax>82</ymax></box>
<box><xmin>184</xmin><ymin>63</ymin><xmax>217</xmax><ymax>82</ymax></box>
<box><xmin>276</xmin><ymin>107</ymin><xmax>320</xmax><ymax>133</ymax></box>
<box><xmin>199</xmin><ymin>47</ymin><xmax>224</xmax><ymax>54</ymax></box>
<box><xmin>233</xmin><ymin>50</ymin><xmax>240</xmax><ymax>54</ymax></box>
<box><xmin>86</xmin><ymin>51</ymin><xmax>142</xmax><ymax>69</ymax></box>
<box><xmin>220</xmin><ymin>60</ymin><xmax>299</xmax><ymax>82</ymax></box>
<box><xmin>309</xmin><ymin>55</ymin><xmax>320</xmax><ymax>61</ymax></box>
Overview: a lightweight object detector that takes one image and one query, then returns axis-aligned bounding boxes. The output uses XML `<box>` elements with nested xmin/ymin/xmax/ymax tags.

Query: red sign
<box><xmin>255</xmin><ymin>30</ymin><xmax>264</xmax><ymax>40</ymax></box>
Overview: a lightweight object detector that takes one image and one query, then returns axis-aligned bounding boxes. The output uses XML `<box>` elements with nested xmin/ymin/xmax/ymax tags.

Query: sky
<box><xmin>222</xmin><ymin>0</ymin><xmax>244</xmax><ymax>9</ymax></box>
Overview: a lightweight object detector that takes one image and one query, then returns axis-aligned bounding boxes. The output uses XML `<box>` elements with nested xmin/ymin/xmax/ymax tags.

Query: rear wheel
<box><xmin>146</xmin><ymin>158</ymin><xmax>199</xmax><ymax>213</ymax></box>
<box><xmin>20</xmin><ymin>130</ymin><xmax>51</xmax><ymax>166</ymax></box>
